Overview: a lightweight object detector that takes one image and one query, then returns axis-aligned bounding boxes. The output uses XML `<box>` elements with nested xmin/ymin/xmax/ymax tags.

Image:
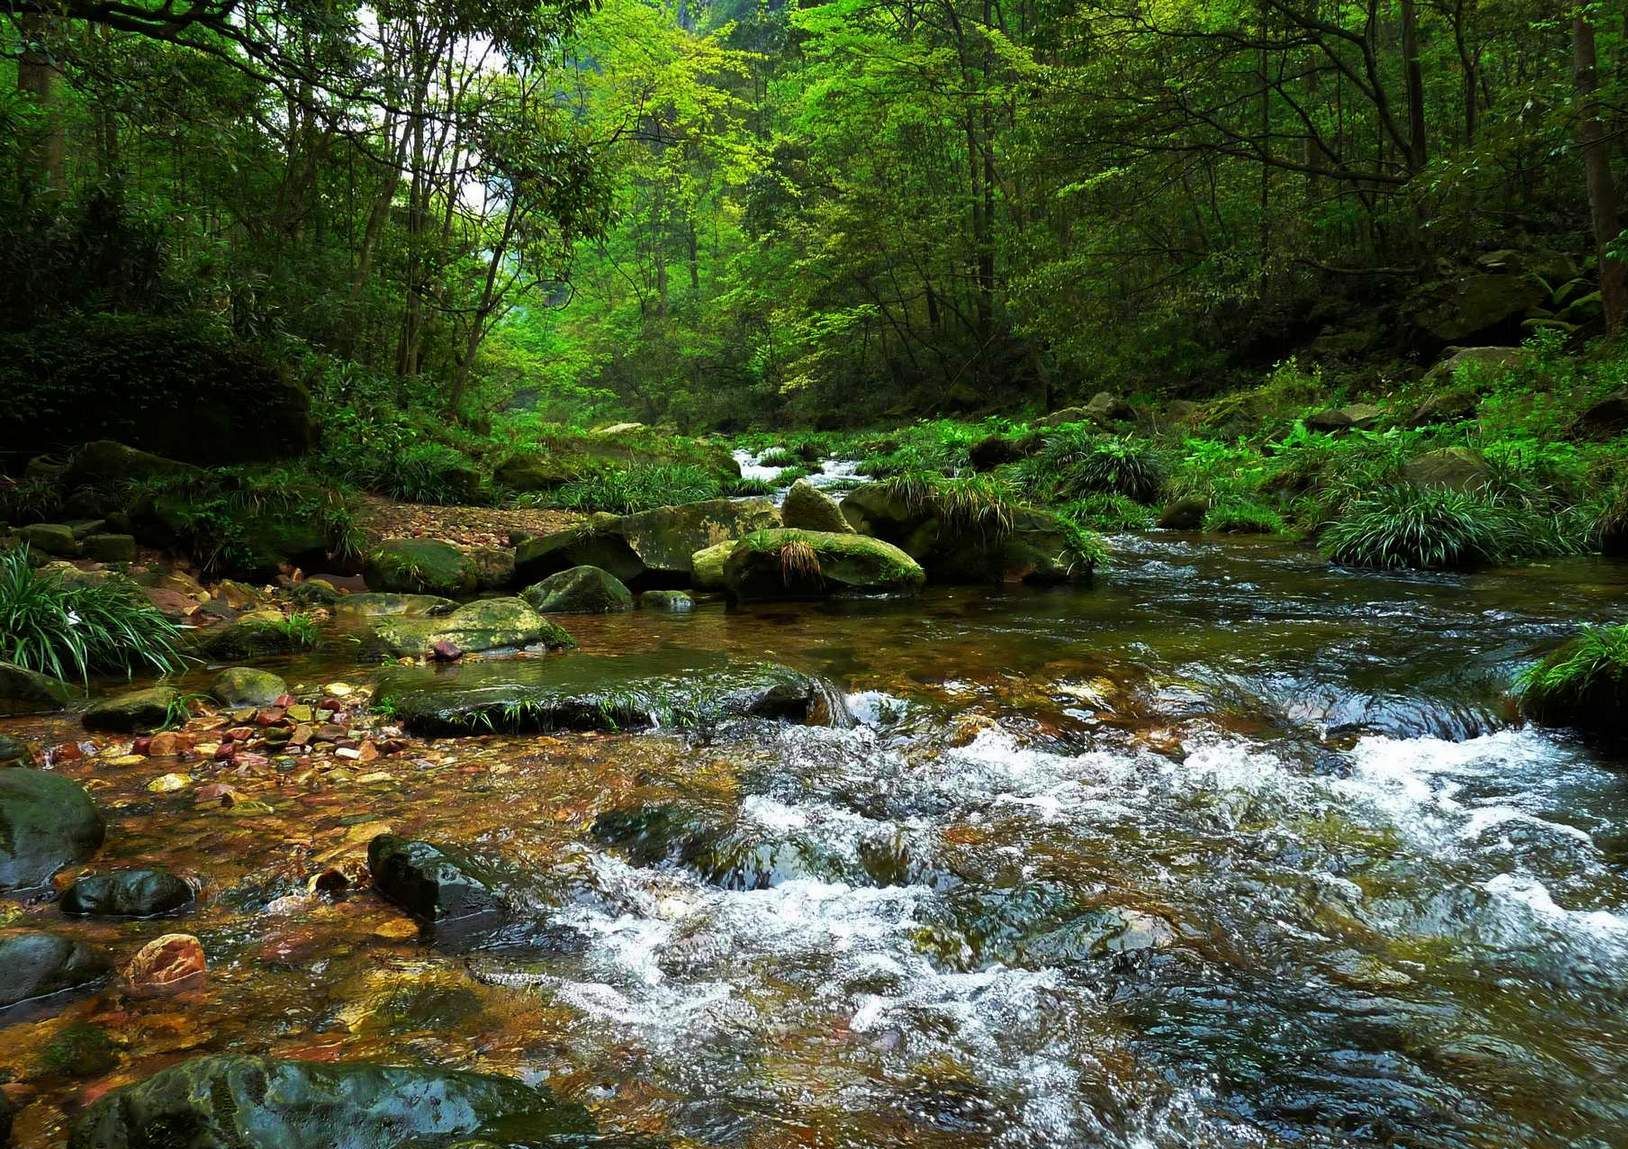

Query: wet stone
<box><xmin>61</xmin><ymin>868</ymin><xmax>195</xmax><ymax>918</ymax></box>
<box><xmin>0</xmin><ymin>931</ymin><xmax>111</xmax><ymax>1012</ymax></box>
<box><xmin>0</xmin><ymin>768</ymin><xmax>104</xmax><ymax>892</ymax></box>
<box><xmin>210</xmin><ymin>666</ymin><xmax>288</xmax><ymax>708</ymax></box>
<box><xmin>82</xmin><ymin>686</ymin><xmax>180</xmax><ymax>733</ymax></box>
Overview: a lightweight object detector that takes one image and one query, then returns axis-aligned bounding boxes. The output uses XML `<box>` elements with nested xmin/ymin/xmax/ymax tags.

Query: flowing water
<box><xmin>5</xmin><ymin>534</ymin><xmax>1628</xmax><ymax>1148</ymax></box>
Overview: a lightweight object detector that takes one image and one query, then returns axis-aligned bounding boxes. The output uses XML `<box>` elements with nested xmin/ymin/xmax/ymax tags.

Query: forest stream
<box><xmin>4</xmin><ymin>534</ymin><xmax>1628</xmax><ymax>1148</ymax></box>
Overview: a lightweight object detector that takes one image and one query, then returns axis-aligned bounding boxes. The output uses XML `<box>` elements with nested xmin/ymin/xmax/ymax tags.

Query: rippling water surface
<box><xmin>6</xmin><ymin>534</ymin><xmax>1628</xmax><ymax>1148</ymax></box>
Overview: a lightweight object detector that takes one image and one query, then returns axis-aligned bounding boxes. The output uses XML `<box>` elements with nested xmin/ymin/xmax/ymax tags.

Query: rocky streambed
<box><xmin>3</xmin><ymin>533</ymin><xmax>1628</xmax><ymax>1147</ymax></box>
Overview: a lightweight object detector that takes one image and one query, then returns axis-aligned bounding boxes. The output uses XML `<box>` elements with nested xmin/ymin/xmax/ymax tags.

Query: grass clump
<box><xmin>1203</xmin><ymin>499</ymin><xmax>1286</xmax><ymax>535</ymax></box>
<box><xmin>1319</xmin><ymin>486</ymin><xmax>1511</xmax><ymax>570</ymax></box>
<box><xmin>552</xmin><ymin>463</ymin><xmax>721</xmax><ymax>514</ymax></box>
<box><xmin>1515</xmin><ymin>623</ymin><xmax>1628</xmax><ymax>742</ymax></box>
<box><xmin>757</xmin><ymin>447</ymin><xmax>802</xmax><ymax>468</ymax></box>
<box><xmin>0</xmin><ymin>546</ymin><xmax>185</xmax><ymax>681</ymax></box>
<box><xmin>1058</xmin><ymin>494</ymin><xmax>1156</xmax><ymax>531</ymax></box>
<box><xmin>878</xmin><ymin>472</ymin><xmax>1017</xmax><ymax>536</ymax></box>
<box><xmin>724</xmin><ymin>476</ymin><xmax>778</xmax><ymax>497</ymax></box>
<box><xmin>1018</xmin><ymin>430</ymin><xmax>1165</xmax><ymax>504</ymax></box>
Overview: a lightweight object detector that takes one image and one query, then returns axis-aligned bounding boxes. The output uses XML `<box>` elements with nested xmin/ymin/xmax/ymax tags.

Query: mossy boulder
<box><xmin>0</xmin><ymin>661</ymin><xmax>75</xmax><ymax>716</ymax></box>
<box><xmin>83</xmin><ymin>686</ymin><xmax>180</xmax><ymax>733</ymax></box>
<box><xmin>81</xmin><ymin>533</ymin><xmax>136</xmax><ymax>563</ymax></box>
<box><xmin>0</xmin><ymin>931</ymin><xmax>111</xmax><ymax>1011</ymax></box>
<box><xmin>62</xmin><ymin>868</ymin><xmax>194</xmax><ymax>918</ymax></box>
<box><xmin>363</xmin><ymin>539</ymin><xmax>486</xmax><ymax>596</ymax></box>
<box><xmin>520</xmin><ymin>565</ymin><xmax>633</xmax><ymax>614</ymax></box>
<box><xmin>67</xmin><ymin>1055</ymin><xmax>597</xmax><ymax>1149</ymax></box>
<box><xmin>198</xmin><ymin>611</ymin><xmax>309</xmax><ymax>661</ymax></box>
<box><xmin>641</xmin><ymin>589</ymin><xmax>695</xmax><ymax>612</ymax></box>
<box><xmin>1517</xmin><ymin>626</ymin><xmax>1628</xmax><ymax>751</ymax></box>
<box><xmin>210</xmin><ymin>667</ymin><xmax>288</xmax><ymax>707</ymax></box>
<box><xmin>720</xmin><ymin>528</ymin><xmax>924</xmax><ymax>601</ymax></box>
<box><xmin>61</xmin><ymin>441</ymin><xmax>200</xmax><ymax>489</ymax></box>
<box><xmin>1157</xmin><ymin>497</ymin><xmax>1209</xmax><ymax>530</ymax></box>
<box><xmin>690</xmin><ymin>541</ymin><xmax>733</xmax><ymax>591</ymax></box>
<box><xmin>332</xmin><ymin>592</ymin><xmax>456</xmax><ymax>618</ymax></box>
<box><xmin>0</xmin><ymin>733</ymin><xmax>36</xmax><ymax>766</ymax></box>
<box><xmin>129</xmin><ymin>478</ymin><xmax>341</xmax><ymax>581</ymax></box>
<box><xmin>367</xmin><ymin>597</ymin><xmax>574</xmax><ymax>658</ymax></box>
<box><xmin>781</xmin><ymin>480</ymin><xmax>851</xmax><ymax>533</ymax></box>
<box><xmin>513</xmin><ymin>498</ymin><xmax>780</xmax><ymax>588</ymax></box>
<box><xmin>0</xmin><ymin>768</ymin><xmax>104</xmax><ymax>891</ymax></box>
<box><xmin>375</xmin><ymin>649</ymin><xmax>848</xmax><ymax>735</ymax></box>
<box><xmin>19</xmin><ymin>522</ymin><xmax>79</xmax><ymax>557</ymax></box>
<box><xmin>1401</xmin><ymin>447</ymin><xmax>1490</xmax><ymax>492</ymax></box>
<box><xmin>841</xmin><ymin>484</ymin><xmax>1092</xmax><ymax>584</ymax></box>
<box><xmin>1410</xmin><ymin>272</ymin><xmax>1549</xmax><ymax>346</ymax></box>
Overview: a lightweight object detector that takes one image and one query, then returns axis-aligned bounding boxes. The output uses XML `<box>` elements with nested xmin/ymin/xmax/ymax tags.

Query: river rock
<box><xmin>210</xmin><ymin>667</ymin><xmax>288</xmax><ymax>708</ymax></box>
<box><xmin>83</xmin><ymin>686</ymin><xmax>180</xmax><ymax>733</ymax></box>
<box><xmin>61</xmin><ymin>441</ymin><xmax>200</xmax><ymax>489</ymax></box>
<box><xmin>197</xmin><ymin>612</ymin><xmax>307</xmax><ymax>661</ymax></box>
<box><xmin>640</xmin><ymin>590</ymin><xmax>694</xmax><ymax>612</ymax></box>
<box><xmin>374</xmin><ymin>650</ymin><xmax>848</xmax><ymax>735</ymax></box>
<box><xmin>18</xmin><ymin>523</ymin><xmax>79</xmax><ymax>557</ymax></box>
<box><xmin>0</xmin><ymin>661</ymin><xmax>74</xmax><ymax>716</ymax></box>
<box><xmin>513</xmin><ymin>498</ymin><xmax>781</xmax><ymax>588</ymax></box>
<box><xmin>62</xmin><ymin>869</ymin><xmax>194</xmax><ymax>918</ymax></box>
<box><xmin>67</xmin><ymin>1054</ymin><xmax>596</xmax><ymax>1149</ymax></box>
<box><xmin>520</xmin><ymin>565</ymin><xmax>633</xmax><ymax>613</ymax></box>
<box><xmin>366</xmin><ymin>597</ymin><xmax>574</xmax><ymax>658</ymax></box>
<box><xmin>125</xmin><ymin>933</ymin><xmax>206</xmax><ymax>989</ymax></box>
<box><xmin>0</xmin><ymin>769</ymin><xmax>103</xmax><ymax>892</ymax></box>
<box><xmin>720</xmin><ymin>528</ymin><xmax>925</xmax><ymax>600</ymax></box>
<box><xmin>0</xmin><ymin>734</ymin><xmax>35</xmax><ymax>767</ymax></box>
<box><xmin>690</xmin><ymin>540</ymin><xmax>733</xmax><ymax>591</ymax></box>
<box><xmin>1157</xmin><ymin>497</ymin><xmax>1208</xmax><ymax>529</ymax></box>
<box><xmin>332</xmin><ymin>592</ymin><xmax>456</xmax><ymax>618</ymax></box>
<box><xmin>367</xmin><ymin>835</ymin><xmax>504</xmax><ymax>933</ymax></box>
<box><xmin>0</xmin><ymin>931</ymin><xmax>111</xmax><ymax>1010</ymax></box>
<box><xmin>781</xmin><ymin>479</ymin><xmax>851</xmax><ymax>533</ymax></box>
<box><xmin>363</xmin><ymin>538</ymin><xmax>487</xmax><ymax>596</ymax></box>
<box><xmin>80</xmin><ymin>534</ymin><xmax>136</xmax><ymax>563</ymax></box>
<box><xmin>1401</xmin><ymin>446</ymin><xmax>1490</xmax><ymax>492</ymax></box>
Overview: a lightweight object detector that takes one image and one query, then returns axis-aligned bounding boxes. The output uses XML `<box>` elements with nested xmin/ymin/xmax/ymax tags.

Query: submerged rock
<box><xmin>82</xmin><ymin>686</ymin><xmax>179</xmax><ymax>733</ymax></box>
<box><xmin>780</xmin><ymin>479</ymin><xmax>851</xmax><ymax>533</ymax></box>
<box><xmin>366</xmin><ymin>597</ymin><xmax>574</xmax><ymax>658</ymax></box>
<box><xmin>367</xmin><ymin>835</ymin><xmax>503</xmax><ymax>931</ymax></box>
<box><xmin>374</xmin><ymin>649</ymin><xmax>848</xmax><ymax>735</ymax></box>
<box><xmin>0</xmin><ymin>661</ymin><xmax>74</xmax><ymax>716</ymax></box>
<box><xmin>67</xmin><ymin>1054</ymin><xmax>596</xmax><ymax>1149</ymax></box>
<box><xmin>62</xmin><ymin>869</ymin><xmax>194</xmax><ymax>918</ymax></box>
<box><xmin>513</xmin><ymin>498</ymin><xmax>781</xmax><ymax>588</ymax></box>
<box><xmin>0</xmin><ymin>769</ymin><xmax>103</xmax><ymax>892</ymax></box>
<box><xmin>640</xmin><ymin>589</ymin><xmax>694</xmax><ymax>612</ymax></box>
<box><xmin>520</xmin><ymin>565</ymin><xmax>634</xmax><ymax>613</ymax></box>
<box><xmin>125</xmin><ymin>933</ymin><xmax>206</xmax><ymax>989</ymax></box>
<box><xmin>210</xmin><ymin>667</ymin><xmax>288</xmax><ymax>708</ymax></box>
<box><xmin>720</xmin><ymin>528</ymin><xmax>925</xmax><ymax>601</ymax></box>
<box><xmin>0</xmin><ymin>931</ymin><xmax>111</xmax><ymax>1011</ymax></box>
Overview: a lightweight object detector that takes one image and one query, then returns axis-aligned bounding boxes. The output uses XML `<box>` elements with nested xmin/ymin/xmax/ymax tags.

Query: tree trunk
<box><xmin>1400</xmin><ymin>0</ymin><xmax>1428</xmax><ymax>169</ymax></box>
<box><xmin>17</xmin><ymin>13</ymin><xmax>65</xmax><ymax>202</ymax></box>
<box><xmin>1574</xmin><ymin>15</ymin><xmax>1626</xmax><ymax>334</ymax></box>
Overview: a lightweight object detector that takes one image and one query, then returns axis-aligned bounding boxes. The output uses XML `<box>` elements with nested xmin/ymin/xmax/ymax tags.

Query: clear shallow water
<box><xmin>5</xmin><ymin>534</ymin><xmax>1628</xmax><ymax>1147</ymax></box>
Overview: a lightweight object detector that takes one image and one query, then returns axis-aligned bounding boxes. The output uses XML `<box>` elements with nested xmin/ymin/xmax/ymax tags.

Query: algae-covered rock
<box><xmin>0</xmin><ymin>768</ymin><xmax>104</xmax><ymax>891</ymax></box>
<box><xmin>332</xmin><ymin>592</ymin><xmax>456</xmax><ymax>618</ymax></box>
<box><xmin>690</xmin><ymin>540</ymin><xmax>733</xmax><ymax>591</ymax></box>
<box><xmin>0</xmin><ymin>661</ymin><xmax>75</xmax><ymax>716</ymax></box>
<box><xmin>81</xmin><ymin>534</ymin><xmax>136</xmax><ymax>563</ymax></box>
<box><xmin>375</xmin><ymin>649</ymin><xmax>848</xmax><ymax>735</ymax></box>
<box><xmin>19</xmin><ymin>523</ymin><xmax>79</xmax><ymax>557</ymax></box>
<box><xmin>363</xmin><ymin>539</ymin><xmax>482</xmax><ymax>596</ymax></box>
<box><xmin>61</xmin><ymin>441</ymin><xmax>201</xmax><ymax>489</ymax></box>
<box><xmin>198</xmin><ymin>611</ymin><xmax>309</xmax><ymax>661</ymax></box>
<box><xmin>367</xmin><ymin>835</ymin><xmax>504</xmax><ymax>931</ymax></box>
<box><xmin>513</xmin><ymin>498</ymin><xmax>780</xmax><ymax>588</ymax></box>
<box><xmin>494</xmin><ymin>429</ymin><xmax>740</xmax><ymax>493</ymax></box>
<box><xmin>1157</xmin><ymin>497</ymin><xmax>1208</xmax><ymax>530</ymax></box>
<box><xmin>67</xmin><ymin>1054</ymin><xmax>597</xmax><ymax>1149</ymax></box>
<box><xmin>520</xmin><ymin>566</ymin><xmax>633</xmax><ymax>614</ymax></box>
<box><xmin>640</xmin><ymin>589</ymin><xmax>694</xmax><ymax>612</ymax></box>
<box><xmin>210</xmin><ymin>667</ymin><xmax>288</xmax><ymax>707</ymax></box>
<box><xmin>367</xmin><ymin>597</ymin><xmax>574</xmax><ymax>658</ymax></box>
<box><xmin>1401</xmin><ymin>446</ymin><xmax>1490</xmax><ymax>492</ymax></box>
<box><xmin>1410</xmin><ymin>272</ymin><xmax>1548</xmax><ymax>345</ymax></box>
<box><xmin>0</xmin><ymin>733</ymin><xmax>35</xmax><ymax>766</ymax></box>
<box><xmin>721</xmin><ymin>528</ymin><xmax>924</xmax><ymax>601</ymax></box>
<box><xmin>781</xmin><ymin>479</ymin><xmax>851</xmax><ymax>533</ymax></box>
<box><xmin>82</xmin><ymin>686</ymin><xmax>180</xmax><ymax>733</ymax></box>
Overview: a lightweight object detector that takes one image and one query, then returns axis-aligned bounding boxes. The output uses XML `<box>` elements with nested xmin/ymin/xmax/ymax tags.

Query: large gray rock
<box><xmin>513</xmin><ymin>498</ymin><xmax>780</xmax><ymax>588</ymax></box>
<box><xmin>1411</xmin><ymin>272</ymin><xmax>1548</xmax><ymax>345</ymax></box>
<box><xmin>520</xmin><ymin>565</ymin><xmax>633</xmax><ymax>613</ymax></box>
<box><xmin>1401</xmin><ymin>447</ymin><xmax>1491</xmax><ymax>492</ymax></box>
<box><xmin>0</xmin><ymin>768</ymin><xmax>104</xmax><ymax>892</ymax></box>
<box><xmin>374</xmin><ymin>649</ymin><xmax>849</xmax><ymax>736</ymax></box>
<box><xmin>67</xmin><ymin>1054</ymin><xmax>596</xmax><ymax>1149</ymax></box>
<box><xmin>367</xmin><ymin>835</ymin><xmax>504</xmax><ymax>933</ymax></box>
<box><xmin>0</xmin><ymin>931</ymin><xmax>111</xmax><ymax>1010</ymax></box>
<box><xmin>0</xmin><ymin>661</ymin><xmax>74</xmax><ymax>716</ymax></box>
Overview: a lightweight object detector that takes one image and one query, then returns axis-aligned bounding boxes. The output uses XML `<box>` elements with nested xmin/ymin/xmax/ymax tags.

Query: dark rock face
<box><xmin>967</xmin><ymin>434</ymin><xmax>1034</xmax><ymax>472</ymax></box>
<box><xmin>0</xmin><ymin>661</ymin><xmax>74</xmax><ymax>717</ymax></box>
<box><xmin>82</xmin><ymin>686</ymin><xmax>180</xmax><ymax>733</ymax></box>
<box><xmin>1157</xmin><ymin>497</ymin><xmax>1208</xmax><ymax>530</ymax></box>
<box><xmin>0</xmin><ymin>768</ymin><xmax>104</xmax><ymax>892</ymax></box>
<box><xmin>67</xmin><ymin>1055</ymin><xmax>597</xmax><ymax>1149</ymax></box>
<box><xmin>367</xmin><ymin>835</ymin><xmax>504</xmax><ymax>933</ymax></box>
<box><xmin>61</xmin><ymin>869</ymin><xmax>194</xmax><ymax>918</ymax></box>
<box><xmin>374</xmin><ymin>650</ymin><xmax>849</xmax><ymax>736</ymax></box>
<box><xmin>521</xmin><ymin>565</ymin><xmax>634</xmax><ymax>613</ymax></box>
<box><xmin>1571</xmin><ymin>391</ymin><xmax>1628</xmax><ymax>441</ymax></box>
<box><xmin>0</xmin><ymin>317</ymin><xmax>313</xmax><ymax>464</ymax></box>
<box><xmin>0</xmin><ymin>733</ymin><xmax>35</xmax><ymax>767</ymax></box>
<box><xmin>0</xmin><ymin>931</ymin><xmax>111</xmax><ymax>1011</ymax></box>
<box><xmin>1410</xmin><ymin>272</ymin><xmax>1548</xmax><ymax>346</ymax></box>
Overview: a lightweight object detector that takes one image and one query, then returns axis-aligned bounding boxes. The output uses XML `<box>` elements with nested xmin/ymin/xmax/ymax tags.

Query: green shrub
<box><xmin>1056</xmin><ymin>494</ymin><xmax>1156</xmax><ymax>531</ymax></box>
<box><xmin>0</xmin><ymin>546</ymin><xmax>185</xmax><ymax>681</ymax></box>
<box><xmin>878</xmin><ymin>472</ymin><xmax>1017</xmax><ymax>535</ymax></box>
<box><xmin>1319</xmin><ymin>486</ymin><xmax>1512</xmax><ymax>570</ymax></box>
<box><xmin>1203</xmin><ymin>499</ymin><xmax>1286</xmax><ymax>534</ymax></box>
<box><xmin>552</xmin><ymin>463</ymin><xmax>722</xmax><ymax>514</ymax></box>
<box><xmin>1515</xmin><ymin>623</ymin><xmax>1628</xmax><ymax>740</ymax></box>
<box><xmin>1019</xmin><ymin>430</ymin><xmax>1165</xmax><ymax>503</ymax></box>
<box><xmin>0</xmin><ymin>475</ymin><xmax>65</xmax><ymax>525</ymax></box>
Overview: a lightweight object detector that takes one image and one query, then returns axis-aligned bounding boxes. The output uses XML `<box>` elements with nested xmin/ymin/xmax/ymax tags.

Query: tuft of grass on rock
<box><xmin>1203</xmin><ymin>499</ymin><xmax>1286</xmax><ymax>535</ymax></box>
<box><xmin>1319</xmin><ymin>486</ymin><xmax>1511</xmax><ymax>570</ymax></box>
<box><xmin>1515</xmin><ymin>623</ymin><xmax>1628</xmax><ymax>744</ymax></box>
<box><xmin>552</xmin><ymin>463</ymin><xmax>721</xmax><ymax>514</ymax></box>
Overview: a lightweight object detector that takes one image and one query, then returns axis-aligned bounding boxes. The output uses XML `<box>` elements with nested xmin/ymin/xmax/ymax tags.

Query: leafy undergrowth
<box><xmin>0</xmin><ymin>546</ymin><xmax>185</xmax><ymax>680</ymax></box>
